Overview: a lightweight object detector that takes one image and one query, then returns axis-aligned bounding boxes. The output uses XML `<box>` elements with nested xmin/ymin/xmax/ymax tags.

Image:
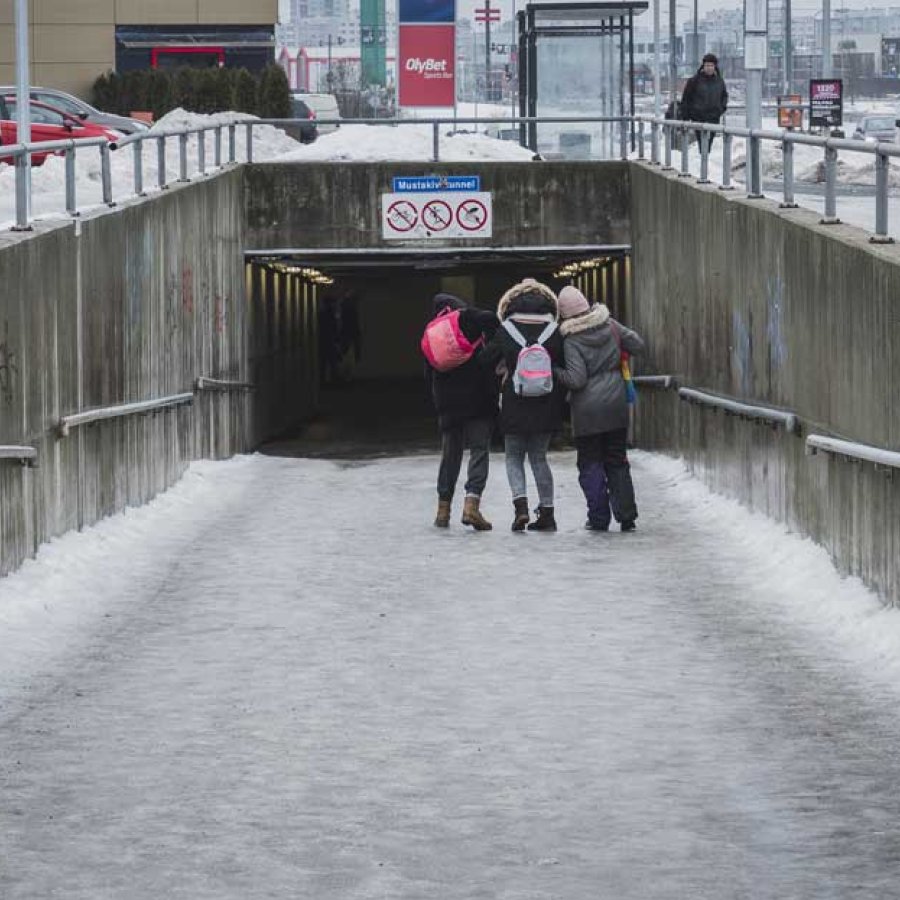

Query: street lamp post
<box><xmin>14</xmin><ymin>0</ymin><xmax>31</xmax><ymax>230</ymax></box>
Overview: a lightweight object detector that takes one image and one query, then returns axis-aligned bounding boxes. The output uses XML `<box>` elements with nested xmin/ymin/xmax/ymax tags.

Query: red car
<box><xmin>0</xmin><ymin>95</ymin><xmax>119</xmax><ymax>164</ymax></box>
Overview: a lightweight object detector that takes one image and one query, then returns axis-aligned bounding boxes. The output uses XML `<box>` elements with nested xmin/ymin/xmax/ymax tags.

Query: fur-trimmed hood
<box><xmin>560</xmin><ymin>303</ymin><xmax>610</xmax><ymax>336</ymax></box>
<box><xmin>496</xmin><ymin>278</ymin><xmax>559</xmax><ymax>321</ymax></box>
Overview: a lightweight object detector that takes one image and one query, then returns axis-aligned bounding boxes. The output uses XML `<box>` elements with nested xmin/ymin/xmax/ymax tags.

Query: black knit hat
<box><xmin>702</xmin><ymin>53</ymin><xmax>718</xmax><ymax>65</ymax></box>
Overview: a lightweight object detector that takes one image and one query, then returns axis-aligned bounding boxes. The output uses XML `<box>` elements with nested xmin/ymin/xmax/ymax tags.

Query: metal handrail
<box><xmin>678</xmin><ymin>386</ymin><xmax>800</xmax><ymax>434</ymax></box>
<box><xmin>640</xmin><ymin>113</ymin><xmax>900</xmax><ymax>241</ymax></box>
<box><xmin>0</xmin><ymin>445</ymin><xmax>37</xmax><ymax>466</ymax></box>
<box><xmin>195</xmin><ymin>376</ymin><xmax>254</xmax><ymax>391</ymax></box>
<box><xmin>806</xmin><ymin>433</ymin><xmax>900</xmax><ymax>470</ymax></box>
<box><xmin>5</xmin><ymin>110</ymin><xmax>900</xmax><ymax>239</ymax></box>
<box><xmin>632</xmin><ymin>375</ymin><xmax>676</xmax><ymax>389</ymax></box>
<box><xmin>58</xmin><ymin>392</ymin><xmax>194</xmax><ymax>437</ymax></box>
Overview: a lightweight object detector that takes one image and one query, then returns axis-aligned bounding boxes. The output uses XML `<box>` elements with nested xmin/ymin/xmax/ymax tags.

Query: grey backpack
<box><xmin>502</xmin><ymin>320</ymin><xmax>557</xmax><ymax>397</ymax></box>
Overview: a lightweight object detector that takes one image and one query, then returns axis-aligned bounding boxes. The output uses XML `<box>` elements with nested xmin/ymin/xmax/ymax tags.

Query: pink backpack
<box><xmin>421</xmin><ymin>308</ymin><xmax>483</xmax><ymax>372</ymax></box>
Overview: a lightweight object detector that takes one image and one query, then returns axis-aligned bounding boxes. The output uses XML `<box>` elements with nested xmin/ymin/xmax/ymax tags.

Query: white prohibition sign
<box><xmin>386</xmin><ymin>199</ymin><xmax>419</xmax><ymax>232</ymax></box>
<box><xmin>456</xmin><ymin>198</ymin><xmax>488</xmax><ymax>231</ymax></box>
<box><xmin>422</xmin><ymin>199</ymin><xmax>453</xmax><ymax>232</ymax></box>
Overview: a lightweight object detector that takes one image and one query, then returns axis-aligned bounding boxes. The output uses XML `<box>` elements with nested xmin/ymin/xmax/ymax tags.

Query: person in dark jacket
<box><xmin>480</xmin><ymin>278</ymin><xmax>564</xmax><ymax>532</ymax></box>
<box><xmin>554</xmin><ymin>285</ymin><xmax>646</xmax><ymax>532</ymax></box>
<box><xmin>680</xmin><ymin>53</ymin><xmax>728</xmax><ymax>152</ymax></box>
<box><xmin>424</xmin><ymin>292</ymin><xmax>500</xmax><ymax>530</ymax></box>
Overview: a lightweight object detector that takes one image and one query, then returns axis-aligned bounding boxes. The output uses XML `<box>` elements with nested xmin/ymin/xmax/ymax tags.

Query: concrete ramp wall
<box><xmin>629</xmin><ymin>163</ymin><xmax>900</xmax><ymax>604</ymax></box>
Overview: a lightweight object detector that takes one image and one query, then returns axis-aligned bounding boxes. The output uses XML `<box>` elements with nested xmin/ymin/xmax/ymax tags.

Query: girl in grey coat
<box><xmin>553</xmin><ymin>286</ymin><xmax>646</xmax><ymax>531</ymax></box>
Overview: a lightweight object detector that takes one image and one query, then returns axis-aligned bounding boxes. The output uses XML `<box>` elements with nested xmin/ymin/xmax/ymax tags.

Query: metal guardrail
<box><xmin>635</xmin><ymin>114</ymin><xmax>900</xmax><ymax>242</ymax></box>
<box><xmin>0</xmin><ymin>445</ymin><xmax>37</xmax><ymax>466</ymax></box>
<box><xmin>195</xmin><ymin>376</ymin><xmax>254</xmax><ymax>392</ymax></box>
<box><xmin>678</xmin><ymin>386</ymin><xmax>800</xmax><ymax>434</ymax></box>
<box><xmin>806</xmin><ymin>433</ymin><xmax>900</xmax><ymax>472</ymax></box>
<box><xmin>57</xmin><ymin>392</ymin><xmax>194</xmax><ymax>437</ymax></box>
<box><xmin>632</xmin><ymin>375</ymin><xmax>676</xmax><ymax>389</ymax></box>
<box><xmin>6</xmin><ymin>111</ymin><xmax>900</xmax><ymax>240</ymax></box>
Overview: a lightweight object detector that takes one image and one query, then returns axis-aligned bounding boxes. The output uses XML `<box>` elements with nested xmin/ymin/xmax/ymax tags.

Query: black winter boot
<box><xmin>527</xmin><ymin>506</ymin><xmax>557</xmax><ymax>531</ymax></box>
<box><xmin>511</xmin><ymin>498</ymin><xmax>530</xmax><ymax>532</ymax></box>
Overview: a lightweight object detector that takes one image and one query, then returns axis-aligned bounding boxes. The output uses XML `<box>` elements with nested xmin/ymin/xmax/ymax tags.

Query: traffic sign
<box><xmin>381</xmin><ymin>192</ymin><xmax>493</xmax><ymax>239</ymax></box>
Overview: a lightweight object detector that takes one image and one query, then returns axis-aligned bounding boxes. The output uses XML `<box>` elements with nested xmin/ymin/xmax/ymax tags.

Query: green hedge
<box><xmin>90</xmin><ymin>64</ymin><xmax>291</xmax><ymax>122</ymax></box>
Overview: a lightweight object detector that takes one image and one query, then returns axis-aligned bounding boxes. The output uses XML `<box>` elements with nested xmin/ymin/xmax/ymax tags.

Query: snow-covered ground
<box><xmin>3</xmin><ymin>449</ymin><xmax>900</xmax><ymax>897</ymax></box>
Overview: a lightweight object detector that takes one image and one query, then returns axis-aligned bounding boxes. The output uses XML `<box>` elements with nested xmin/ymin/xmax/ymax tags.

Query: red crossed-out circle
<box><xmin>386</xmin><ymin>199</ymin><xmax>419</xmax><ymax>232</ymax></box>
<box><xmin>422</xmin><ymin>199</ymin><xmax>453</xmax><ymax>232</ymax></box>
<box><xmin>456</xmin><ymin>198</ymin><xmax>488</xmax><ymax>231</ymax></box>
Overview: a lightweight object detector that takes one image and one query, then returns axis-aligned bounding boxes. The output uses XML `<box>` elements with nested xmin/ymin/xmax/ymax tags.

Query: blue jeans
<box><xmin>504</xmin><ymin>433</ymin><xmax>554</xmax><ymax>507</ymax></box>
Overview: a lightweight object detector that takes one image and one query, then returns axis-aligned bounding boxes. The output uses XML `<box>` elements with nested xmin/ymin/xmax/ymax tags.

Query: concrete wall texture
<box><xmin>629</xmin><ymin>163</ymin><xmax>900</xmax><ymax>605</ymax></box>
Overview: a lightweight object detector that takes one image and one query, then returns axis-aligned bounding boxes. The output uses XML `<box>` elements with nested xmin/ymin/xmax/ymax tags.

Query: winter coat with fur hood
<box><xmin>554</xmin><ymin>304</ymin><xmax>646</xmax><ymax>437</ymax></box>
<box><xmin>424</xmin><ymin>293</ymin><xmax>500</xmax><ymax>431</ymax></box>
<box><xmin>480</xmin><ymin>279</ymin><xmax>565</xmax><ymax>435</ymax></box>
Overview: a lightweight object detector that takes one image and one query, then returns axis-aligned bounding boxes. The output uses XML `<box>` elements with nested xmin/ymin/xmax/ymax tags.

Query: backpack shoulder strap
<box><xmin>535</xmin><ymin>321</ymin><xmax>558</xmax><ymax>345</ymax></box>
<box><xmin>502</xmin><ymin>319</ymin><xmax>528</xmax><ymax>347</ymax></box>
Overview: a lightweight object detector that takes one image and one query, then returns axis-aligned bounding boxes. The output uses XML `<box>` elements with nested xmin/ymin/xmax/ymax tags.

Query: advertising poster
<box><xmin>399</xmin><ymin>0</ymin><xmax>455</xmax><ymax>23</ymax></box>
<box><xmin>809</xmin><ymin>79</ymin><xmax>843</xmax><ymax>128</ymax></box>
<box><xmin>398</xmin><ymin>24</ymin><xmax>456</xmax><ymax>107</ymax></box>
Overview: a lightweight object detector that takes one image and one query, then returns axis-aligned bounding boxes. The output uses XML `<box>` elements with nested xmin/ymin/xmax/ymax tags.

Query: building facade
<box><xmin>0</xmin><ymin>0</ymin><xmax>278</xmax><ymax>98</ymax></box>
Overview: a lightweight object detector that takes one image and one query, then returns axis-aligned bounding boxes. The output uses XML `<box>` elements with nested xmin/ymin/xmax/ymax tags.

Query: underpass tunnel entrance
<box><xmin>246</xmin><ymin>246</ymin><xmax>632</xmax><ymax>458</ymax></box>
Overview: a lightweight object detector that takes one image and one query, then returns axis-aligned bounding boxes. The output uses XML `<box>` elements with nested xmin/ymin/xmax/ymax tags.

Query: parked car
<box><xmin>291</xmin><ymin>92</ymin><xmax>341</xmax><ymax>134</ymax></box>
<box><xmin>0</xmin><ymin>96</ymin><xmax>119</xmax><ymax>164</ymax></box>
<box><xmin>852</xmin><ymin>115</ymin><xmax>898</xmax><ymax>143</ymax></box>
<box><xmin>0</xmin><ymin>85</ymin><xmax>150</xmax><ymax>134</ymax></box>
<box><xmin>287</xmin><ymin>96</ymin><xmax>318</xmax><ymax>144</ymax></box>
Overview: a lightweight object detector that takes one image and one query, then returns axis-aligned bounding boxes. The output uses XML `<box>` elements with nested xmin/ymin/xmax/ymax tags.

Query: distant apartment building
<box><xmin>0</xmin><ymin>0</ymin><xmax>278</xmax><ymax>99</ymax></box>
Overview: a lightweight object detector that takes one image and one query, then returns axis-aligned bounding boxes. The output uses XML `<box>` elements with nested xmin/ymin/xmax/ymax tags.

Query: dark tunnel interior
<box><xmin>252</xmin><ymin>247</ymin><xmax>632</xmax><ymax>459</ymax></box>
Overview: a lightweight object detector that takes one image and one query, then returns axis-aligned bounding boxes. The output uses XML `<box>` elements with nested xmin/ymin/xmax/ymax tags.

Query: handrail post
<box><xmin>619</xmin><ymin>119</ymin><xmax>627</xmax><ymax>159</ymax></box>
<box><xmin>650</xmin><ymin>120</ymin><xmax>659</xmax><ymax>164</ymax></box>
<box><xmin>432</xmin><ymin>121</ymin><xmax>440</xmax><ymax>161</ymax></box>
<box><xmin>679</xmin><ymin>125</ymin><xmax>690</xmax><ymax>176</ymax></box>
<box><xmin>14</xmin><ymin>149</ymin><xmax>30</xmax><ymax>230</ymax></box>
<box><xmin>872</xmin><ymin>149</ymin><xmax>893</xmax><ymax>242</ymax></box>
<box><xmin>637</xmin><ymin>120</ymin><xmax>645</xmax><ymax>159</ymax></box>
<box><xmin>246</xmin><ymin>123</ymin><xmax>253</xmax><ymax>163</ymax></box>
<box><xmin>820</xmin><ymin>144</ymin><xmax>840</xmax><ymax>223</ymax></box>
<box><xmin>780</xmin><ymin>139</ymin><xmax>798</xmax><ymax>208</ymax></box>
<box><xmin>133</xmin><ymin>139</ymin><xmax>145</xmax><ymax>197</ymax></box>
<box><xmin>198</xmin><ymin>129</ymin><xmax>206</xmax><ymax>175</ymax></box>
<box><xmin>720</xmin><ymin>132</ymin><xmax>734</xmax><ymax>190</ymax></box>
<box><xmin>698</xmin><ymin>130</ymin><xmax>710</xmax><ymax>183</ymax></box>
<box><xmin>157</xmin><ymin>136</ymin><xmax>167</xmax><ymax>189</ymax></box>
<box><xmin>662</xmin><ymin>122</ymin><xmax>673</xmax><ymax>169</ymax></box>
<box><xmin>179</xmin><ymin>132</ymin><xmax>189</xmax><ymax>182</ymax></box>
<box><xmin>100</xmin><ymin>142</ymin><xmax>114</xmax><ymax>206</ymax></box>
<box><xmin>214</xmin><ymin>126</ymin><xmax>222</xmax><ymax>167</ymax></box>
<box><xmin>65</xmin><ymin>145</ymin><xmax>77</xmax><ymax>215</ymax></box>
<box><xmin>747</xmin><ymin>133</ymin><xmax>762</xmax><ymax>197</ymax></box>
<box><xmin>228</xmin><ymin>124</ymin><xmax>236</xmax><ymax>163</ymax></box>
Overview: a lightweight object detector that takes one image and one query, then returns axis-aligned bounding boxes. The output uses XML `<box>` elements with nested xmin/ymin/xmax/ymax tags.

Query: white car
<box><xmin>291</xmin><ymin>93</ymin><xmax>341</xmax><ymax>134</ymax></box>
<box><xmin>852</xmin><ymin>115</ymin><xmax>898</xmax><ymax>143</ymax></box>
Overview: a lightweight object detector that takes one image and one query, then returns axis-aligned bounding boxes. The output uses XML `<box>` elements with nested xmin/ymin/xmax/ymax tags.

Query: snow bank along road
<box><xmin>2</xmin><ymin>451</ymin><xmax>900</xmax><ymax>899</ymax></box>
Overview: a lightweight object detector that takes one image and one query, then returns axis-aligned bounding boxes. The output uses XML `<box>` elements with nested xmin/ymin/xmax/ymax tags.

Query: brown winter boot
<box><xmin>527</xmin><ymin>505</ymin><xmax>557</xmax><ymax>531</ymax></box>
<box><xmin>511</xmin><ymin>497</ymin><xmax>530</xmax><ymax>532</ymax></box>
<box><xmin>461</xmin><ymin>495</ymin><xmax>492</xmax><ymax>531</ymax></box>
<box><xmin>434</xmin><ymin>500</ymin><xmax>451</xmax><ymax>528</ymax></box>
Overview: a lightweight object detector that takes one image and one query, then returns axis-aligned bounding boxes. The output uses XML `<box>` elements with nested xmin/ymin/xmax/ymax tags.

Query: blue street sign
<box><xmin>393</xmin><ymin>175</ymin><xmax>481</xmax><ymax>192</ymax></box>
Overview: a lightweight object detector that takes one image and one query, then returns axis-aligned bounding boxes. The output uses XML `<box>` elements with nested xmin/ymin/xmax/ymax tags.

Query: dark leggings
<box><xmin>575</xmin><ymin>427</ymin><xmax>638</xmax><ymax>525</ymax></box>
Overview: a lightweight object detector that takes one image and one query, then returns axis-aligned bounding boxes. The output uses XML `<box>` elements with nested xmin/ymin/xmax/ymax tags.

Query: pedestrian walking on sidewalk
<box><xmin>481</xmin><ymin>278</ymin><xmax>565</xmax><ymax>532</ymax></box>
<box><xmin>680</xmin><ymin>53</ymin><xmax>728</xmax><ymax>153</ymax></box>
<box><xmin>553</xmin><ymin>285</ymin><xmax>645</xmax><ymax>532</ymax></box>
<box><xmin>423</xmin><ymin>293</ymin><xmax>500</xmax><ymax>530</ymax></box>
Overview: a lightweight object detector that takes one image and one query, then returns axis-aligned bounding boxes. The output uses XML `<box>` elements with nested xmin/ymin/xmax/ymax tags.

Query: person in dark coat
<box><xmin>680</xmin><ymin>53</ymin><xmax>728</xmax><ymax>151</ymax></box>
<box><xmin>480</xmin><ymin>278</ymin><xmax>564</xmax><ymax>532</ymax></box>
<box><xmin>424</xmin><ymin>292</ymin><xmax>500</xmax><ymax>530</ymax></box>
<box><xmin>553</xmin><ymin>286</ymin><xmax>645</xmax><ymax>532</ymax></box>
